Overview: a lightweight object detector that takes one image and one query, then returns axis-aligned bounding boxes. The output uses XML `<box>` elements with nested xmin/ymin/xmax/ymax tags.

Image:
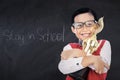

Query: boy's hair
<box><xmin>71</xmin><ymin>8</ymin><xmax>98</xmax><ymax>23</ymax></box>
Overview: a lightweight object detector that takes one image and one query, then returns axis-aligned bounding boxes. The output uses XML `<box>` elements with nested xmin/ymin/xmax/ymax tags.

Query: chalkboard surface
<box><xmin>0</xmin><ymin>0</ymin><xmax>120</xmax><ymax>80</ymax></box>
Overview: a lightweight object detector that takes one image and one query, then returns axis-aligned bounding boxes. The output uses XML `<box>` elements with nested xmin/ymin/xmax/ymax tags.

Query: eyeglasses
<box><xmin>72</xmin><ymin>20</ymin><xmax>97</xmax><ymax>29</ymax></box>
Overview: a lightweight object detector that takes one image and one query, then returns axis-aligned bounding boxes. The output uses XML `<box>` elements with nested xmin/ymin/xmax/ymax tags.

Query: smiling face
<box><xmin>71</xmin><ymin>13</ymin><xmax>97</xmax><ymax>40</ymax></box>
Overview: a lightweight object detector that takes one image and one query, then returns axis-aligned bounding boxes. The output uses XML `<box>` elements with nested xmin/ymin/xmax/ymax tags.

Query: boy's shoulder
<box><xmin>63</xmin><ymin>42</ymin><xmax>81</xmax><ymax>50</ymax></box>
<box><xmin>98</xmin><ymin>39</ymin><xmax>110</xmax><ymax>43</ymax></box>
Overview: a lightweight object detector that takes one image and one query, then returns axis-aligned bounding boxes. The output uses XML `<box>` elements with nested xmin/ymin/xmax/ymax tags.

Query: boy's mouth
<box><xmin>81</xmin><ymin>33</ymin><xmax>91</xmax><ymax>37</ymax></box>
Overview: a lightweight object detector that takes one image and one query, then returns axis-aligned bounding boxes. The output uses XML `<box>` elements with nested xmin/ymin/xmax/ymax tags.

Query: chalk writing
<box><xmin>0</xmin><ymin>26</ymin><xmax>65</xmax><ymax>45</ymax></box>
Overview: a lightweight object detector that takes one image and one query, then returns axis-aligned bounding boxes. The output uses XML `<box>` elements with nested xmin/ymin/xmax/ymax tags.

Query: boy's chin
<box><xmin>81</xmin><ymin>37</ymin><xmax>90</xmax><ymax>40</ymax></box>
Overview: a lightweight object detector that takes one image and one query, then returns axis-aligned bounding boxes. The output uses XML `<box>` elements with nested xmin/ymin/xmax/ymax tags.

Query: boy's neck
<box><xmin>78</xmin><ymin>39</ymin><xmax>83</xmax><ymax>45</ymax></box>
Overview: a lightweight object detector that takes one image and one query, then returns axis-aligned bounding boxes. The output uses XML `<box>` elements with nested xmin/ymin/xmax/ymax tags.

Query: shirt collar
<box><xmin>78</xmin><ymin>39</ymin><xmax>83</xmax><ymax>46</ymax></box>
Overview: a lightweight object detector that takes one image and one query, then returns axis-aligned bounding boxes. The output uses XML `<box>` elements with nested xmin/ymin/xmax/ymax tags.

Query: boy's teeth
<box><xmin>82</xmin><ymin>33</ymin><xmax>89</xmax><ymax>37</ymax></box>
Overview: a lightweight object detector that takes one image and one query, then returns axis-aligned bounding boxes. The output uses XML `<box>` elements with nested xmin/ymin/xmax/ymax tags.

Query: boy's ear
<box><xmin>71</xmin><ymin>26</ymin><xmax>76</xmax><ymax>33</ymax></box>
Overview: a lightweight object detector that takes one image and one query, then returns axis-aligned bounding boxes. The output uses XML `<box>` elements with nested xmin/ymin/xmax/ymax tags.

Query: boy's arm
<box><xmin>61</xmin><ymin>49</ymin><xmax>85</xmax><ymax>60</ymax></box>
<box><xmin>58</xmin><ymin>40</ymin><xmax>111</xmax><ymax>74</ymax></box>
<box><xmin>58</xmin><ymin>54</ymin><xmax>109</xmax><ymax>74</ymax></box>
<box><xmin>58</xmin><ymin>57</ymin><xmax>84</xmax><ymax>74</ymax></box>
<box><xmin>58</xmin><ymin>44</ymin><xmax>85</xmax><ymax>74</ymax></box>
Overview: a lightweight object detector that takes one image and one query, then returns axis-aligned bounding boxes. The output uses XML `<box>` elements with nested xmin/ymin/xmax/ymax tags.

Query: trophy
<box><xmin>82</xmin><ymin>17</ymin><xmax>104</xmax><ymax>55</ymax></box>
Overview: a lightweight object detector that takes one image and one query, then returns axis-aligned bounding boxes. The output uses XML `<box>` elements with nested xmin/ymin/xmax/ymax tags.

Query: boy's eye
<box><xmin>77</xmin><ymin>23</ymin><xmax>83</xmax><ymax>27</ymax></box>
<box><xmin>86</xmin><ymin>22</ymin><xmax>93</xmax><ymax>26</ymax></box>
<box><xmin>86</xmin><ymin>21</ymin><xmax>95</xmax><ymax>27</ymax></box>
<box><xmin>73</xmin><ymin>23</ymin><xmax>83</xmax><ymax>29</ymax></box>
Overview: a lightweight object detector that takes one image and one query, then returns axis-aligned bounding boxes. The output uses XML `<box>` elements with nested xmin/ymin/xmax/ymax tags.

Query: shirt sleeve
<box><xmin>58</xmin><ymin>44</ymin><xmax>84</xmax><ymax>74</ymax></box>
<box><xmin>58</xmin><ymin>57</ymin><xmax>84</xmax><ymax>74</ymax></box>
<box><xmin>88</xmin><ymin>40</ymin><xmax>112</xmax><ymax>72</ymax></box>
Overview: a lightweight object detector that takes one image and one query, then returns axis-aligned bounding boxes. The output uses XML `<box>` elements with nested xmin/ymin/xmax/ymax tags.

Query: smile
<box><xmin>81</xmin><ymin>33</ymin><xmax>91</xmax><ymax>37</ymax></box>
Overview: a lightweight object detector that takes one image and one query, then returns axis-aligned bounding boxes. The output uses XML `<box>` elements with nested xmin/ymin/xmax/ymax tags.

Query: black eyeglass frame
<box><xmin>72</xmin><ymin>20</ymin><xmax>97</xmax><ymax>29</ymax></box>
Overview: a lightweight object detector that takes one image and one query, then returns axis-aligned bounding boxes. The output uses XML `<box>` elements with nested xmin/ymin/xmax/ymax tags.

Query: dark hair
<box><xmin>71</xmin><ymin>8</ymin><xmax>98</xmax><ymax>23</ymax></box>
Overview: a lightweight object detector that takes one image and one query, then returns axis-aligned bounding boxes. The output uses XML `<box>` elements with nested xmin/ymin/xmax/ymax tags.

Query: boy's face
<box><xmin>71</xmin><ymin>13</ymin><xmax>97</xmax><ymax>40</ymax></box>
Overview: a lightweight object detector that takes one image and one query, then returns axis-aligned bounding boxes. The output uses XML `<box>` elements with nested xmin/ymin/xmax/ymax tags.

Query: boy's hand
<box><xmin>92</xmin><ymin>56</ymin><xmax>109</xmax><ymax>74</ymax></box>
<box><xmin>61</xmin><ymin>49</ymin><xmax>85</xmax><ymax>60</ymax></box>
<box><xmin>81</xmin><ymin>55</ymin><xmax>109</xmax><ymax>74</ymax></box>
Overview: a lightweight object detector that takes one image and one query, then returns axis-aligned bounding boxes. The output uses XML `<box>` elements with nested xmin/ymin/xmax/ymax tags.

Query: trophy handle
<box><xmin>82</xmin><ymin>34</ymin><xmax>99</xmax><ymax>55</ymax></box>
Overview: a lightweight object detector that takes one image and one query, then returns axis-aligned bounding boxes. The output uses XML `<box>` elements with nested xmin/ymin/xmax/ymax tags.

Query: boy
<box><xmin>58</xmin><ymin>8</ymin><xmax>111</xmax><ymax>80</ymax></box>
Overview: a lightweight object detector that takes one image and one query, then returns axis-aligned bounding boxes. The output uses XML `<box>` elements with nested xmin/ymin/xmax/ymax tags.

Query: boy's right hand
<box><xmin>61</xmin><ymin>49</ymin><xmax>85</xmax><ymax>60</ymax></box>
